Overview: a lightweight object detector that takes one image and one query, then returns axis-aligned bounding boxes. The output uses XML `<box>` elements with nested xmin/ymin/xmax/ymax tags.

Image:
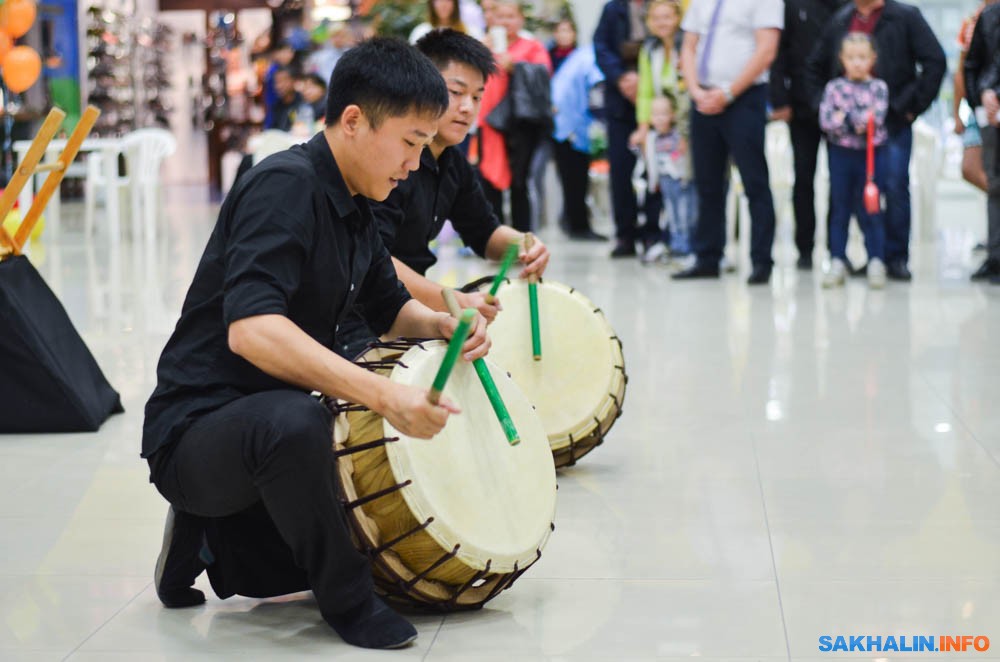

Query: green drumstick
<box><xmin>442</xmin><ymin>289</ymin><xmax>520</xmax><ymax>445</ymax></box>
<box><xmin>486</xmin><ymin>241</ymin><xmax>520</xmax><ymax>303</ymax></box>
<box><xmin>428</xmin><ymin>308</ymin><xmax>475</xmax><ymax>405</ymax></box>
<box><xmin>524</xmin><ymin>233</ymin><xmax>542</xmax><ymax>361</ymax></box>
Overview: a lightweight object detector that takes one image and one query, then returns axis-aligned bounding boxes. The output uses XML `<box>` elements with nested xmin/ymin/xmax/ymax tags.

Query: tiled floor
<box><xmin>1</xmin><ymin>176</ymin><xmax>999</xmax><ymax>661</ymax></box>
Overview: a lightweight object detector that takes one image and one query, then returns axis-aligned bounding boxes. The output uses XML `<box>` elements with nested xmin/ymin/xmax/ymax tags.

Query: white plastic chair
<box><xmin>83</xmin><ymin>129</ymin><xmax>176</xmax><ymax>245</ymax></box>
<box><xmin>248</xmin><ymin>129</ymin><xmax>300</xmax><ymax>166</ymax></box>
<box><xmin>122</xmin><ymin>129</ymin><xmax>177</xmax><ymax>245</ymax></box>
<box><xmin>910</xmin><ymin>119</ymin><xmax>941</xmax><ymax>243</ymax></box>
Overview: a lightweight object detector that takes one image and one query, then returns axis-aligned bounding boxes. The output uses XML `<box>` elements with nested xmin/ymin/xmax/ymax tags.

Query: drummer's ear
<box><xmin>339</xmin><ymin>105</ymin><xmax>364</xmax><ymax>137</ymax></box>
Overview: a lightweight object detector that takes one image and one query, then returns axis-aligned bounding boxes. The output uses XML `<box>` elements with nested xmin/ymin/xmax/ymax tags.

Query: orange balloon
<box><xmin>0</xmin><ymin>0</ymin><xmax>36</xmax><ymax>39</ymax></box>
<box><xmin>0</xmin><ymin>32</ymin><xmax>11</xmax><ymax>63</ymax></box>
<box><xmin>3</xmin><ymin>46</ymin><xmax>41</xmax><ymax>93</ymax></box>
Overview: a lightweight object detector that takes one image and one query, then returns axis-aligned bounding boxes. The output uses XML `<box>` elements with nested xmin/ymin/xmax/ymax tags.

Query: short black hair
<box><xmin>415</xmin><ymin>28</ymin><xmax>497</xmax><ymax>82</ymax></box>
<box><xmin>325</xmin><ymin>37</ymin><xmax>449</xmax><ymax>128</ymax></box>
<box><xmin>302</xmin><ymin>72</ymin><xmax>327</xmax><ymax>90</ymax></box>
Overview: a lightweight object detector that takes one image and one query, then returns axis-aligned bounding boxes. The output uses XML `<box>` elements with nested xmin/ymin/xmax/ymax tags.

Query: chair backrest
<box><xmin>120</xmin><ymin>128</ymin><xmax>177</xmax><ymax>183</ymax></box>
<box><xmin>250</xmin><ymin>130</ymin><xmax>300</xmax><ymax>166</ymax></box>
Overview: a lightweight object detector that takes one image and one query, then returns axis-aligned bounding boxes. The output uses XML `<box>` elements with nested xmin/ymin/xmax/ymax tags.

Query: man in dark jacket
<box><xmin>805</xmin><ymin>0</ymin><xmax>945</xmax><ymax>281</ymax></box>
<box><xmin>594</xmin><ymin>0</ymin><xmax>659</xmax><ymax>257</ymax></box>
<box><xmin>963</xmin><ymin>2</ymin><xmax>1000</xmax><ymax>284</ymax></box>
<box><xmin>770</xmin><ymin>0</ymin><xmax>850</xmax><ymax>270</ymax></box>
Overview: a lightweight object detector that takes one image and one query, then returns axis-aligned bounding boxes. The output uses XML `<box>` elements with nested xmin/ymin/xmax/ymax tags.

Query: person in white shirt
<box><xmin>410</xmin><ymin>0</ymin><xmax>484</xmax><ymax>43</ymax></box>
<box><xmin>672</xmin><ymin>0</ymin><xmax>782</xmax><ymax>285</ymax></box>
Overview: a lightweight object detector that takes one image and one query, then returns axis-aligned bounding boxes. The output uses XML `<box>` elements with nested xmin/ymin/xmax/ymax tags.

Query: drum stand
<box><xmin>0</xmin><ymin>106</ymin><xmax>99</xmax><ymax>258</ymax></box>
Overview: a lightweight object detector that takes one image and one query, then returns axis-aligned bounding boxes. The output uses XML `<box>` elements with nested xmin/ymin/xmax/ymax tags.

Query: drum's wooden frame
<box><xmin>462</xmin><ymin>277</ymin><xmax>628</xmax><ymax>468</ymax></box>
<box><xmin>329</xmin><ymin>339</ymin><xmax>552</xmax><ymax>611</ymax></box>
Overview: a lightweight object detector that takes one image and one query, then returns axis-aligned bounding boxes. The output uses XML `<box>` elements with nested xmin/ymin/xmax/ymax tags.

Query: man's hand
<box><xmin>618</xmin><ymin>72</ymin><xmax>638</xmax><ymax>104</ymax></box>
<box><xmin>381</xmin><ymin>382</ymin><xmax>460</xmax><ymax>439</ymax></box>
<box><xmin>770</xmin><ymin>106</ymin><xmax>792</xmax><ymax>122</ymax></box>
<box><xmin>437</xmin><ymin>311</ymin><xmax>490</xmax><ymax>361</ymax></box>
<box><xmin>696</xmin><ymin>88</ymin><xmax>727</xmax><ymax>115</ymax></box>
<box><xmin>455</xmin><ymin>289</ymin><xmax>502</xmax><ymax>323</ymax></box>
<box><xmin>518</xmin><ymin>234</ymin><xmax>550</xmax><ymax>278</ymax></box>
<box><xmin>629</xmin><ymin>126</ymin><xmax>648</xmax><ymax>148</ymax></box>
<box><xmin>984</xmin><ymin>90</ymin><xmax>1000</xmax><ymax>127</ymax></box>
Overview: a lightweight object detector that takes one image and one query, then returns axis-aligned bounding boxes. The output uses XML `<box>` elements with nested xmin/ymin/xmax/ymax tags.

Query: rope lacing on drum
<box><xmin>593</xmin><ymin>415</ymin><xmax>607</xmax><ymax>447</ymax></box>
<box><xmin>372</xmin><ymin>337</ymin><xmax>434</xmax><ymax>351</ymax></box>
<box><xmin>445</xmin><ymin>560</ymin><xmax>493</xmax><ymax>608</ymax></box>
<box><xmin>369</xmin><ymin>517</ymin><xmax>435</xmax><ymax>556</ymax></box>
<box><xmin>568</xmin><ymin>433</ymin><xmax>578</xmax><ymax>465</ymax></box>
<box><xmin>333</xmin><ymin>436</ymin><xmax>400</xmax><ymax>457</ymax></box>
<box><xmin>484</xmin><ymin>561</ymin><xmax>518</xmax><ymax>601</ymax></box>
<box><xmin>402</xmin><ymin>544</ymin><xmax>462</xmax><ymax>590</ymax></box>
<box><xmin>342</xmin><ymin>479</ymin><xmax>412</xmax><ymax>510</ymax></box>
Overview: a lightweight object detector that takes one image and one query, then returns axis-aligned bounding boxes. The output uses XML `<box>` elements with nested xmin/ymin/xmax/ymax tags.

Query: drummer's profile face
<box><xmin>435</xmin><ymin>61</ymin><xmax>485</xmax><ymax>147</ymax></box>
<box><xmin>337</xmin><ymin>105</ymin><xmax>438</xmax><ymax>200</ymax></box>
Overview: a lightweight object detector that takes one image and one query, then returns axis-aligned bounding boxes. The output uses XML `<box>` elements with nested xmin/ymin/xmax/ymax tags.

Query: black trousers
<box><xmin>150</xmin><ymin>390</ymin><xmax>372</xmax><ymax>618</ymax></box>
<box><xmin>690</xmin><ymin>84</ymin><xmax>776</xmax><ymax>267</ymax></box>
<box><xmin>607</xmin><ymin>114</ymin><xmax>638</xmax><ymax>244</ymax></box>
<box><xmin>552</xmin><ymin>138</ymin><xmax>593</xmax><ymax>234</ymax></box>
<box><xmin>606</xmin><ymin>114</ymin><xmax>662</xmax><ymax>245</ymax></box>
<box><xmin>788</xmin><ymin>116</ymin><xmax>826</xmax><ymax>257</ymax></box>
<box><xmin>482</xmin><ymin>121</ymin><xmax>547</xmax><ymax>232</ymax></box>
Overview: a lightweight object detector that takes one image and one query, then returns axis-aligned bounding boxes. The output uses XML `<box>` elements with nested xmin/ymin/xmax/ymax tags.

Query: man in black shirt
<box><xmin>142</xmin><ymin>39</ymin><xmax>489</xmax><ymax>650</ymax></box>
<box><xmin>264</xmin><ymin>66</ymin><xmax>302</xmax><ymax>131</ymax></box>
<box><xmin>769</xmin><ymin>0</ymin><xmax>849</xmax><ymax>270</ymax></box>
<box><xmin>372</xmin><ymin>30</ymin><xmax>550</xmax><ymax>326</ymax></box>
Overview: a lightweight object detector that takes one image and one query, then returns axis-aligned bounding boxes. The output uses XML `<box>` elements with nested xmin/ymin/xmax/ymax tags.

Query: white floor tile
<box><xmin>78</xmin><ymin>584</ymin><xmax>441</xmax><ymax>659</ymax></box>
<box><xmin>781</xmin><ymin>580</ymin><xmax>1000</xmax><ymax>659</ymax></box>
<box><xmin>0</xmin><ymin>575</ymin><xmax>148</xmax><ymax>655</ymax></box>
<box><xmin>432</xmin><ymin>579</ymin><xmax>787</xmax><ymax>658</ymax></box>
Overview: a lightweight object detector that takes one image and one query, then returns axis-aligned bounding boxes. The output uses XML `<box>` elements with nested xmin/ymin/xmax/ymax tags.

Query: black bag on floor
<box><xmin>0</xmin><ymin>255</ymin><xmax>123</xmax><ymax>432</ymax></box>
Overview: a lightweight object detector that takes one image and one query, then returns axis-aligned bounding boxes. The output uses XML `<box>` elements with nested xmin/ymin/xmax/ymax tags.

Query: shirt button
<box><xmin>350</xmin><ymin>283</ymin><xmax>355</xmax><ymax>291</ymax></box>
<box><xmin>336</xmin><ymin>324</ymin><xmax>340</xmax><ymax>332</ymax></box>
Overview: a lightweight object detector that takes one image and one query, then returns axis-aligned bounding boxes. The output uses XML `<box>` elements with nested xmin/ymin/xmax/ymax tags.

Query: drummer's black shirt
<box><xmin>142</xmin><ymin>132</ymin><xmax>411</xmax><ymax>466</ymax></box>
<box><xmin>370</xmin><ymin>145</ymin><xmax>501</xmax><ymax>275</ymax></box>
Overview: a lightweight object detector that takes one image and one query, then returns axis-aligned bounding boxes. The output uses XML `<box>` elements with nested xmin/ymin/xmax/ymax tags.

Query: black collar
<box><xmin>420</xmin><ymin>145</ymin><xmax>440</xmax><ymax>174</ymax></box>
<box><xmin>304</xmin><ymin>132</ymin><xmax>369</xmax><ymax>229</ymax></box>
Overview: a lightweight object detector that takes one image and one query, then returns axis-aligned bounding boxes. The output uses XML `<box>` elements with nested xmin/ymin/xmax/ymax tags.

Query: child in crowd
<box><xmin>630</xmin><ymin>0</ymin><xmax>690</xmax><ymax>262</ymax></box>
<box><xmin>819</xmin><ymin>32</ymin><xmax>889</xmax><ymax>288</ymax></box>
<box><xmin>644</xmin><ymin>94</ymin><xmax>694</xmax><ymax>261</ymax></box>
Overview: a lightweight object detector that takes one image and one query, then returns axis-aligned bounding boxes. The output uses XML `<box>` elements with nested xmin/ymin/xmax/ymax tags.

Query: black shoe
<box><xmin>326</xmin><ymin>594</ymin><xmax>417</xmax><ymax>650</ymax></box>
<box><xmin>568</xmin><ymin>229</ymin><xmax>608</xmax><ymax>242</ymax></box>
<box><xmin>971</xmin><ymin>258</ymin><xmax>1000</xmax><ymax>281</ymax></box>
<box><xmin>887</xmin><ymin>260</ymin><xmax>912</xmax><ymax>281</ymax></box>
<box><xmin>747</xmin><ymin>264</ymin><xmax>772</xmax><ymax>285</ymax></box>
<box><xmin>610</xmin><ymin>241</ymin><xmax>637</xmax><ymax>258</ymax></box>
<box><xmin>796</xmin><ymin>255</ymin><xmax>813</xmax><ymax>271</ymax></box>
<box><xmin>155</xmin><ymin>506</ymin><xmax>207</xmax><ymax>608</ymax></box>
<box><xmin>672</xmin><ymin>262</ymin><xmax>720</xmax><ymax>279</ymax></box>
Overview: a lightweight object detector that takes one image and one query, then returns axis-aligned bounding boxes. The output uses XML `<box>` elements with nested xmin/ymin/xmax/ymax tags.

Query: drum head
<box><xmin>384</xmin><ymin>342</ymin><xmax>556</xmax><ymax>573</ymax></box>
<box><xmin>485</xmin><ymin>279</ymin><xmax>623</xmax><ymax>449</ymax></box>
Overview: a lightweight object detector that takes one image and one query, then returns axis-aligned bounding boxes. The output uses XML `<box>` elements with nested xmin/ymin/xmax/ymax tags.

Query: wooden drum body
<box><xmin>331</xmin><ymin>340</ymin><xmax>557</xmax><ymax>610</ymax></box>
<box><xmin>472</xmin><ymin>278</ymin><xmax>627</xmax><ymax>468</ymax></box>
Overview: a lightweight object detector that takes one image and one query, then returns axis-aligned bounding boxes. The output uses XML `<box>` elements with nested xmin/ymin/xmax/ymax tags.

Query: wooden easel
<box><xmin>0</xmin><ymin>105</ymin><xmax>100</xmax><ymax>258</ymax></box>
